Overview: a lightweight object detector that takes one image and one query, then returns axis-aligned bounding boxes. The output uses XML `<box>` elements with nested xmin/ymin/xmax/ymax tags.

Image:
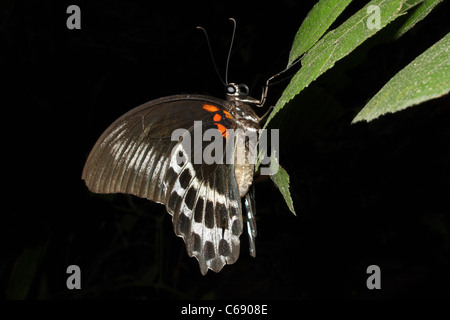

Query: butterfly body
<box><xmin>83</xmin><ymin>83</ymin><xmax>261</xmax><ymax>274</ymax></box>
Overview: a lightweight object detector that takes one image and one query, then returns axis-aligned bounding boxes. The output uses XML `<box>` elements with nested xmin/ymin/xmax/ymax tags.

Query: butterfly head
<box><xmin>225</xmin><ymin>83</ymin><xmax>249</xmax><ymax>100</ymax></box>
<box><xmin>224</xmin><ymin>82</ymin><xmax>261</xmax><ymax>126</ymax></box>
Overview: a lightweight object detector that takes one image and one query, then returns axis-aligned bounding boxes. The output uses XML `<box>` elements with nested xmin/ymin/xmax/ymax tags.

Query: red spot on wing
<box><xmin>223</xmin><ymin>110</ymin><xmax>232</xmax><ymax>119</ymax></box>
<box><xmin>215</xmin><ymin>123</ymin><xmax>229</xmax><ymax>139</ymax></box>
<box><xmin>202</xmin><ymin>104</ymin><xmax>220</xmax><ymax>112</ymax></box>
<box><xmin>202</xmin><ymin>104</ymin><xmax>232</xmax><ymax>139</ymax></box>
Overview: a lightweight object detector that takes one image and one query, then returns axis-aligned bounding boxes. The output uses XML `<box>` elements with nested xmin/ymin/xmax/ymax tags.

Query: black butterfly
<box><xmin>82</xmin><ymin>82</ymin><xmax>266</xmax><ymax>275</ymax></box>
<box><xmin>80</xmin><ymin>17</ymin><xmax>293</xmax><ymax>274</ymax></box>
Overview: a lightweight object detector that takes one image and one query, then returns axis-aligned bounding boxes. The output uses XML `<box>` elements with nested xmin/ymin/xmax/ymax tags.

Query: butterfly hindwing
<box><xmin>244</xmin><ymin>184</ymin><xmax>257</xmax><ymax>258</ymax></box>
<box><xmin>164</xmin><ymin>122</ymin><xmax>243</xmax><ymax>274</ymax></box>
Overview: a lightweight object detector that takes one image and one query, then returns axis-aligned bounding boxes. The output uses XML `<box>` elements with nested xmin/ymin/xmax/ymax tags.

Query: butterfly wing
<box><xmin>164</xmin><ymin>120</ymin><xmax>243</xmax><ymax>274</ymax></box>
<box><xmin>82</xmin><ymin>95</ymin><xmax>245</xmax><ymax>274</ymax></box>
<box><xmin>244</xmin><ymin>184</ymin><xmax>257</xmax><ymax>258</ymax></box>
<box><xmin>82</xmin><ymin>95</ymin><xmax>229</xmax><ymax>202</ymax></box>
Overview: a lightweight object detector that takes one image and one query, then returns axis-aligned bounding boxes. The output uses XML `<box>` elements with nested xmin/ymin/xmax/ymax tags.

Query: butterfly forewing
<box><xmin>83</xmin><ymin>95</ymin><xmax>232</xmax><ymax>202</ymax></box>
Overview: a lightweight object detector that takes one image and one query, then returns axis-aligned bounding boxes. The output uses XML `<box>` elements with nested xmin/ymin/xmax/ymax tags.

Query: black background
<box><xmin>3</xmin><ymin>0</ymin><xmax>450</xmax><ymax>300</ymax></box>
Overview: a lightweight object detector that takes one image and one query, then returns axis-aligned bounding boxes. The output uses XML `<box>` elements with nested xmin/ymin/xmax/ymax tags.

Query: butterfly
<box><xmin>80</xmin><ymin>17</ymin><xmax>291</xmax><ymax>274</ymax></box>
<box><xmin>81</xmin><ymin>81</ymin><xmax>270</xmax><ymax>275</ymax></box>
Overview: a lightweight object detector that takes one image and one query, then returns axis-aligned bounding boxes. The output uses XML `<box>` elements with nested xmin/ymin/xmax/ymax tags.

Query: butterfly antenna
<box><xmin>197</xmin><ymin>25</ymin><xmax>226</xmax><ymax>86</ymax></box>
<box><xmin>225</xmin><ymin>18</ymin><xmax>237</xmax><ymax>85</ymax></box>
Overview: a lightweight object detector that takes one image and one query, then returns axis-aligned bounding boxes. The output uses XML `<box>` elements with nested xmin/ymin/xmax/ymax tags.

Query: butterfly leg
<box><xmin>245</xmin><ymin>56</ymin><xmax>305</xmax><ymax>108</ymax></box>
<box><xmin>258</xmin><ymin>104</ymin><xmax>274</xmax><ymax>122</ymax></box>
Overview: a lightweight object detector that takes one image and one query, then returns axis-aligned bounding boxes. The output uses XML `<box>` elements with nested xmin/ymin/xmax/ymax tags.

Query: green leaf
<box><xmin>288</xmin><ymin>0</ymin><xmax>353</xmax><ymax>66</ymax></box>
<box><xmin>264</xmin><ymin>0</ymin><xmax>408</xmax><ymax>129</ymax></box>
<box><xmin>394</xmin><ymin>0</ymin><xmax>444</xmax><ymax>38</ymax></box>
<box><xmin>268</xmin><ymin>154</ymin><xmax>296</xmax><ymax>215</ymax></box>
<box><xmin>352</xmin><ymin>32</ymin><xmax>450</xmax><ymax>123</ymax></box>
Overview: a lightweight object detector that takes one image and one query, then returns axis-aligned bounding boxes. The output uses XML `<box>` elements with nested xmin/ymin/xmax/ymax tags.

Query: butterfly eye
<box><xmin>238</xmin><ymin>84</ymin><xmax>249</xmax><ymax>97</ymax></box>
<box><xmin>226</xmin><ymin>84</ymin><xmax>236</xmax><ymax>94</ymax></box>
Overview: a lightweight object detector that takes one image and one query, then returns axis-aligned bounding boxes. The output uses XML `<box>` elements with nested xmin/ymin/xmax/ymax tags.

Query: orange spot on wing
<box><xmin>213</xmin><ymin>114</ymin><xmax>222</xmax><ymax>122</ymax></box>
<box><xmin>202</xmin><ymin>104</ymin><xmax>220</xmax><ymax>112</ymax></box>
<box><xmin>215</xmin><ymin>123</ymin><xmax>229</xmax><ymax>139</ymax></box>
<box><xmin>223</xmin><ymin>110</ymin><xmax>232</xmax><ymax>119</ymax></box>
